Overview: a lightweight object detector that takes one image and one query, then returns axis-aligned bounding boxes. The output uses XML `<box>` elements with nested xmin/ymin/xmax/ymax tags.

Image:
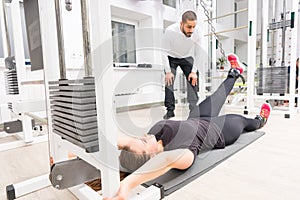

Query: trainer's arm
<box><xmin>106</xmin><ymin>149</ymin><xmax>194</xmax><ymax>200</ymax></box>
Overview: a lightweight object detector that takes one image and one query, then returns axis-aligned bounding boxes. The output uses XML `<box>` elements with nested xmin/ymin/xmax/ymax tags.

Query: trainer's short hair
<box><xmin>182</xmin><ymin>10</ymin><xmax>197</xmax><ymax>23</ymax></box>
<box><xmin>119</xmin><ymin>146</ymin><xmax>153</xmax><ymax>172</ymax></box>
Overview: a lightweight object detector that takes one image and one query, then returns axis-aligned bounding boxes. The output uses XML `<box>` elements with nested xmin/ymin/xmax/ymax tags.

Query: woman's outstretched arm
<box><xmin>104</xmin><ymin>149</ymin><xmax>194</xmax><ymax>200</ymax></box>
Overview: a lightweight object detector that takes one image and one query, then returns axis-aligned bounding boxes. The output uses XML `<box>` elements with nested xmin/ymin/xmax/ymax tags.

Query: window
<box><xmin>163</xmin><ymin>0</ymin><xmax>176</xmax><ymax>8</ymax></box>
<box><xmin>111</xmin><ymin>21</ymin><xmax>136</xmax><ymax>63</ymax></box>
<box><xmin>163</xmin><ymin>20</ymin><xmax>174</xmax><ymax>30</ymax></box>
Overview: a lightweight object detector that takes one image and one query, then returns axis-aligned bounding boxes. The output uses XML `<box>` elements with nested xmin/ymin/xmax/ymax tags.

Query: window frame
<box><xmin>163</xmin><ymin>0</ymin><xmax>177</xmax><ymax>8</ymax></box>
<box><xmin>111</xmin><ymin>16</ymin><xmax>138</xmax><ymax>65</ymax></box>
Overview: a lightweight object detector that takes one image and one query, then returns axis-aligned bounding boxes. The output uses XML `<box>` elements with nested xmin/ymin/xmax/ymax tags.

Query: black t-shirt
<box><xmin>148</xmin><ymin>119</ymin><xmax>225</xmax><ymax>159</ymax></box>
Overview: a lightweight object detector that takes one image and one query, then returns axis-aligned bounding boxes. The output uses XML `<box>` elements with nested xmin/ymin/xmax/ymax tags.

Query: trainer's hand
<box><xmin>188</xmin><ymin>72</ymin><xmax>198</xmax><ymax>86</ymax></box>
<box><xmin>165</xmin><ymin>72</ymin><xmax>175</xmax><ymax>86</ymax></box>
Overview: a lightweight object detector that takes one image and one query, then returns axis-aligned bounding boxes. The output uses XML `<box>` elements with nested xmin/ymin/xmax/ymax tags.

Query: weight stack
<box><xmin>4</xmin><ymin>69</ymin><xmax>19</xmax><ymax>95</ymax></box>
<box><xmin>4</xmin><ymin>56</ymin><xmax>19</xmax><ymax>95</ymax></box>
<box><xmin>49</xmin><ymin>77</ymin><xmax>99</xmax><ymax>153</ymax></box>
<box><xmin>256</xmin><ymin>66</ymin><xmax>288</xmax><ymax>94</ymax></box>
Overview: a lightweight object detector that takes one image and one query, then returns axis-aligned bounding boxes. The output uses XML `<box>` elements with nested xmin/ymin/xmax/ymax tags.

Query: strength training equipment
<box><xmin>49</xmin><ymin>78</ymin><xmax>99</xmax><ymax>153</ymax></box>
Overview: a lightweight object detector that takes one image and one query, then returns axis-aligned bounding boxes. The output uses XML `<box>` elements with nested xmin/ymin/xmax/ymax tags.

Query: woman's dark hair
<box><xmin>119</xmin><ymin>146</ymin><xmax>153</xmax><ymax>172</ymax></box>
<box><xmin>182</xmin><ymin>10</ymin><xmax>197</xmax><ymax>23</ymax></box>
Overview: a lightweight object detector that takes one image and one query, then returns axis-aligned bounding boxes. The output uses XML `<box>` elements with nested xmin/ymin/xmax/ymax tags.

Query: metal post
<box><xmin>270</xmin><ymin>0</ymin><xmax>276</xmax><ymax>65</ymax></box>
<box><xmin>211</xmin><ymin>0</ymin><xmax>216</xmax><ymax>90</ymax></box>
<box><xmin>10</xmin><ymin>0</ymin><xmax>26</xmax><ymax>97</ymax></box>
<box><xmin>54</xmin><ymin>0</ymin><xmax>66</xmax><ymax>79</ymax></box>
<box><xmin>288</xmin><ymin>0</ymin><xmax>299</xmax><ymax>113</ymax></box>
<box><xmin>261</xmin><ymin>0</ymin><xmax>269</xmax><ymax>68</ymax></box>
<box><xmin>0</xmin><ymin>0</ymin><xmax>11</xmax><ymax>57</ymax></box>
<box><xmin>246</xmin><ymin>0</ymin><xmax>257</xmax><ymax>113</ymax></box>
<box><xmin>38</xmin><ymin>0</ymin><xmax>65</xmax><ymax>163</ymax></box>
<box><xmin>89</xmin><ymin>0</ymin><xmax>120</xmax><ymax>197</ymax></box>
<box><xmin>281</xmin><ymin>0</ymin><xmax>286</xmax><ymax>67</ymax></box>
<box><xmin>80</xmin><ymin>0</ymin><xmax>93</xmax><ymax>77</ymax></box>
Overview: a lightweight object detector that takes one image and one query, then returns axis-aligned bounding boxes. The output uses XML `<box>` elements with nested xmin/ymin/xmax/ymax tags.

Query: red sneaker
<box><xmin>227</xmin><ymin>53</ymin><xmax>244</xmax><ymax>74</ymax></box>
<box><xmin>260</xmin><ymin>102</ymin><xmax>271</xmax><ymax>124</ymax></box>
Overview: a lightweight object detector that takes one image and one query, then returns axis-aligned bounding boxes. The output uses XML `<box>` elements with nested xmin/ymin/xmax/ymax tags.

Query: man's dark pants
<box><xmin>165</xmin><ymin>56</ymin><xmax>199</xmax><ymax>112</ymax></box>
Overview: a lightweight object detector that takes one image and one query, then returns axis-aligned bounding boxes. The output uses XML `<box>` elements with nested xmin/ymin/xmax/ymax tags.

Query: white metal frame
<box><xmin>245</xmin><ymin>0</ymin><xmax>257</xmax><ymax>113</ymax></box>
<box><xmin>4</xmin><ymin>0</ymin><xmax>60</xmax><ymax>198</ymax></box>
<box><xmin>0</xmin><ymin>0</ymin><xmax>8</xmax><ymax>57</ymax></box>
<box><xmin>0</xmin><ymin>131</ymin><xmax>47</xmax><ymax>152</ymax></box>
<box><xmin>245</xmin><ymin>0</ymin><xmax>299</xmax><ymax>117</ymax></box>
<box><xmin>5</xmin><ymin>0</ymin><xmax>162</xmax><ymax>199</ymax></box>
<box><xmin>6</xmin><ymin>174</ymin><xmax>51</xmax><ymax>199</ymax></box>
<box><xmin>0</xmin><ymin>0</ymin><xmax>48</xmax><ymax>152</ymax></box>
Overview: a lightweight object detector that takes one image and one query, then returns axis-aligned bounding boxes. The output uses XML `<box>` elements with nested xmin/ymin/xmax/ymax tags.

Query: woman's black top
<box><xmin>148</xmin><ymin>119</ymin><xmax>225</xmax><ymax>159</ymax></box>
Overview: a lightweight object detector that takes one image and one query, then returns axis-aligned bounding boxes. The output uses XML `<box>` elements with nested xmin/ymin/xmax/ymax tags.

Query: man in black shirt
<box><xmin>107</xmin><ymin>54</ymin><xmax>271</xmax><ymax>200</ymax></box>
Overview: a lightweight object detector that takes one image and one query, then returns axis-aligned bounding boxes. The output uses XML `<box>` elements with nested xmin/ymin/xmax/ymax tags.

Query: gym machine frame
<box><xmin>0</xmin><ymin>0</ymin><xmax>47</xmax><ymax>152</ymax></box>
<box><xmin>245</xmin><ymin>0</ymin><xmax>299</xmax><ymax>118</ymax></box>
<box><xmin>6</xmin><ymin>0</ymin><xmax>163</xmax><ymax>199</ymax></box>
<box><xmin>49</xmin><ymin>0</ymin><xmax>163</xmax><ymax>199</ymax></box>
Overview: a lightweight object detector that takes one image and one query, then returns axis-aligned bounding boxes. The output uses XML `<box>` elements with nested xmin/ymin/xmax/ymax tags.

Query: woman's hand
<box><xmin>103</xmin><ymin>196</ymin><xmax>124</xmax><ymax>200</ymax></box>
<box><xmin>104</xmin><ymin>149</ymin><xmax>194</xmax><ymax>200</ymax></box>
<box><xmin>103</xmin><ymin>182</ymin><xmax>130</xmax><ymax>200</ymax></box>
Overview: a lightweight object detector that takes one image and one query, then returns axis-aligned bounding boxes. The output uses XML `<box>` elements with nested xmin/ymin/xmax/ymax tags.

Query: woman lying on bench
<box><xmin>105</xmin><ymin>54</ymin><xmax>271</xmax><ymax>200</ymax></box>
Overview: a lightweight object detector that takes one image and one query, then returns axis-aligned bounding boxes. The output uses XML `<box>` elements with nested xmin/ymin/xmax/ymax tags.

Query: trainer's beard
<box><xmin>181</xmin><ymin>26</ymin><xmax>192</xmax><ymax>38</ymax></box>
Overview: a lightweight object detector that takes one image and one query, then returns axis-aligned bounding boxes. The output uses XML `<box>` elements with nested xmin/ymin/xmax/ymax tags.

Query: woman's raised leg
<box><xmin>188</xmin><ymin>53</ymin><xmax>244</xmax><ymax>118</ymax></box>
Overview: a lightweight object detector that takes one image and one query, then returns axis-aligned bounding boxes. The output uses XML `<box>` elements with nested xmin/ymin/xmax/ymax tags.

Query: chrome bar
<box><xmin>81</xmin><ymin>0</ymin><xmax>92</xmax><ymax>77</ymax></box>
<box><xmin>54</xmin><ymin>0</ymin><xmax>67</xmax><ymax>79</ymax></box>
<box><xmin>204</xmin><ymin>25</ymin><xmax>248</xmax><ymax>37</ymax></box>
<box><xmin>281</xmin><ymin>0</ymin><xmax>286</xmax><ymax>67</ymax></box>
<box><xmin>24</xmin><ymin>112</ymin><xmax>48</xmax><ymax>124</ymax></box>
<box><xmin>204</xmin><ymin>8</ymin><xmax>248</xmax><ymax>22</ymax></box>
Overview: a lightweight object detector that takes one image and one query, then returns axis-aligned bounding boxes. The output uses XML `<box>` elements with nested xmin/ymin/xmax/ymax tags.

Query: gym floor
<box><xmin>0</xmin><ymin>105</ymin><xmax>300</xmax><ymax>200</ymax></box>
